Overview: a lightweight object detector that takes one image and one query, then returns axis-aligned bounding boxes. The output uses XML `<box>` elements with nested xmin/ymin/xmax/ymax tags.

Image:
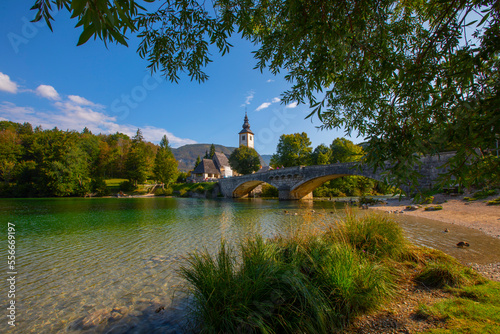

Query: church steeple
<box><xmin>239</xmin><ymin>112</ymin><xmax>254</xmax><ymax>148</ymax></box>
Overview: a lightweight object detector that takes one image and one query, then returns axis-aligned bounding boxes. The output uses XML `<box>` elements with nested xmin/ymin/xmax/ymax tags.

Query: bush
<box><xmin>154</xmin><ymin>187</ymin><xmax>173</xmax><ymax>196</ymax></box>
<box><xmin>260</xmin><ymin>184</ymin><xmax>278</xmax><ymax>197</ymax></box>
<box><xmin>91</xmin><ymin>177</ymin><xmax>110</xmax><ymax>196</ymax></box>
<box><xmin>464</xmin><ymin>188</ymin><xmax>498</xmax><ymax>201</ymax></box>
<box><xmin>119</xmin><ymin>180</ymin><xmax>136</xmax><ymax>192</ymax></box>
<box><xmin>194</xmin><ymin>185</ymin><xmax>206</xmax><ymax>194</ymax></box>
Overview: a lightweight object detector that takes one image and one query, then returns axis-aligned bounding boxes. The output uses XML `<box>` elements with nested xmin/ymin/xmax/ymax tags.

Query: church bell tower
<box><xmin>239</xmin><ymin>112</ymin><xmax>254</xmax><ymax>148</ymax></box>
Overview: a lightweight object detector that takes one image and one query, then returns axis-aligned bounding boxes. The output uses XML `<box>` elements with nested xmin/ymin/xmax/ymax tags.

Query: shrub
<box><xmin>194</xmin><ymin>185</ymin><xmax>206</xmax><ymax>194</ymax></box>
<box><xmin>261</xmin><ymin>184</ymin><xmax>278</xmax><ymax>197</ymax></box>
<box><xmin>119</xmin><ymin>180</ymin><xmax>136</xmax><ymax>192</ymax></box>
<box><xmin>91</xmin><ymin>177</ymin><xmax>109</xmax><ymax>196</ymax></box>
<box><xmin>154</xmin><ymin>187</ymin><xmax>173</xmax><ymax>196</ymax></box>
<box><xmin>464</xmin><ymin>188</ymin><xmax>499</xmax><ymax>201</ymax></box>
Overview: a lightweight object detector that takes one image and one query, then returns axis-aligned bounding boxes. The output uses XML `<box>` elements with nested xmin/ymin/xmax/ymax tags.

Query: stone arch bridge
<box><xmin>216</xmin><ymin>152</ymin><xmax>455</xmax><ymax>200</ymax></box>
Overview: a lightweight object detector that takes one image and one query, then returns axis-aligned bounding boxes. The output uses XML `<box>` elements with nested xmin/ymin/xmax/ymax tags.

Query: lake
<box><xmin>1</xmin><ymin>197</ymin><xmax>500</xmax><ymax>333</ymax></box>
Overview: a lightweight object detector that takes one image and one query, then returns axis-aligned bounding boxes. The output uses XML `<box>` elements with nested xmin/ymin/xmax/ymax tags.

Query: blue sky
<box><xmin>0</xmin><ymin>2</ymin><xmax>355</xmax><ymax>154</ymax></box>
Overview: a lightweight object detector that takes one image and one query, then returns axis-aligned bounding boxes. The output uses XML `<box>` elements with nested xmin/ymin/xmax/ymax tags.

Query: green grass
<box><xmin>180</xmin><ymin>213</ymin><xmax>497</xmax><ymax>333</ymax></box>
<box><xmin>181</xmin><ymin>213</ymin><xmax>406</xmax><ymax>333</ymax></box>
<box><xmin>425</xmin><ymin>205</ymin><xmax>443</xmax><ymax>211</ymax></box>
<box><xmin>464</xmin><ymin>188</ymin><xmax>499</xmax><ymax>201</ymax></box>
<box><xmin>172</xmin><ymin>182</ymin><xmax>216</xmax><ymax>196</ymax></box>
<box><xmin>487</xmin><ymin>196</ymin><xmax>500</xmax><ymax>205</ymax></box>
<box><xmin>328</xmin><ymin>210</ymin><xmax>408</xmax><ymax>259</ymax></box>
<box><xmin>104</xmin><ymin>178</ymin><xmax>128</xmax><ymax>188</ymax></box>
<box><xmin>416</xmin><ymin>261</ymin><xmax>484</xmax><ymax>288</ymax></box>
<box><xmin>419</xmin><ymin>281</ymin><xmax>500</xmax><ymax>333</ymax></box>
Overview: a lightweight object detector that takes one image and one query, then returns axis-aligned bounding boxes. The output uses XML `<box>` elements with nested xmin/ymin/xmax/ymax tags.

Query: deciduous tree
<box><xmin>271</xmin><ymin>133</ymin><xmax>312</xmax><ymax>167</ymax></box>
<box><xmin>229</xmin><ymin>146</ymin><xmax>261</xmax><ymax>175</ymax></box>
<box><xmin>330</xmin><ymin>138</ymin><xmax>364</xmax><ymax>163</ymax></box>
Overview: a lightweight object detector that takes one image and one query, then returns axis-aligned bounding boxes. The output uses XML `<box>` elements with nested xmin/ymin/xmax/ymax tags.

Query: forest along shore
<box><xmin>370</xmin><ymin>194</ymin><xmax>500</xmax><ymax>282</ymax></box>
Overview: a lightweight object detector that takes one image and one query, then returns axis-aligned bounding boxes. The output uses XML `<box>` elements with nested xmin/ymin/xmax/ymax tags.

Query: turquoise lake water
<box><xmin>1</xmin><ymin>197</ymin><xmax>499</xmax><ymax>333</ymax></box>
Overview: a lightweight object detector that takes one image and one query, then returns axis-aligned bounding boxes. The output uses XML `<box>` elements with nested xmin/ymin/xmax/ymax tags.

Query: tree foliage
<box><xmin>229</xmin><ymin>146</ymin><xmax>261</xmax><ymax>175</ymax></box>
<box><xmin>0</xmin><ymin>121</ymin><xmax>178</xmax><ymax>197</ymax></box>
<box><xmin>126</xmin><ymin>129</ymin><xmax>154</xmax><ymax>186</ymax></box>
<box><xmin>209</xmin><ymin>143</ymin><xmax>216</xmax><ymax>159</ymax></box>
<box><xmin>153</xmin><ymin>135</ymin><xmax>178</xmax><ymax>188</ymax></box>
<box><xmin>31</xmin><ymin>0</ymin><xmax>500</xmax><ymax>192</ymax></box>
<box><xmin>194</xmin><ymin>155</ymin><xmax>201</xmax><ymax>168</ymax></box>
<box><xmin>311</xmin><ymin>144</ymin><xmax>331</xmax><ymax>165</ymax></box>
<box><xmin>271</xmin><ymin>132</ymin><xmax>312</xmax><ymax>167</ymax></box>
<box><xmin>330</xmin><ymin>138</ymin><xmax>365</xmax><ymax>163</ymax></box>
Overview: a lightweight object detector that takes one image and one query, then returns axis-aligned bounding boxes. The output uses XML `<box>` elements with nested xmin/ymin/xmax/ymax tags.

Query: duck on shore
<box><xmin>456</xmin><ymin>241</ymin><xmax>470</xmax><ymax>248</ymax></box>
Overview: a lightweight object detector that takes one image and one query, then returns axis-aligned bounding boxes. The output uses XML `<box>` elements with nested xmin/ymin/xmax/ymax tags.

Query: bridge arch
<box><xmin>232</xmin><ymin>180</ymin><xmax>272</xmax><ymax>198</ymax></box>
<box><xmin>289</xmin><ymin>173</ymin><xmax>386</xmax><ymax>199</ymax></box>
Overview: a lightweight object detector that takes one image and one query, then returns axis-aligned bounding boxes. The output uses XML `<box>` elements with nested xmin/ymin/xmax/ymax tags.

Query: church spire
<box><xmin>239</xmin><ymin>112</ymin><xmax>254</xmax><ymax>148</ymax></box>
<box><xmin>242</xmin><ymin>111</ymin><xmax>251</xmax><ymax>132</ymax></box>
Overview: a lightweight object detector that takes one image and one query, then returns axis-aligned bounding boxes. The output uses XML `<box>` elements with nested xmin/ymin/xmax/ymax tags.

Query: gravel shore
<box><xmin>370</xmin><ymin>194</ymin><xmax>500</xmax><ymax>282</ymax></box>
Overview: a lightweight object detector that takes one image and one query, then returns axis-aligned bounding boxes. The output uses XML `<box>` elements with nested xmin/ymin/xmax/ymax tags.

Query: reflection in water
<box><xmin>0</xmin><ymin>197</ymin><xmax>499</xmax><ymax>333</ymax></box>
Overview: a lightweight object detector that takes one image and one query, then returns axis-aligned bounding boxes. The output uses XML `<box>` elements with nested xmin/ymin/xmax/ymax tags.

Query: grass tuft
<box><xmin>329</xmin><ymin>210</ymin><xmax>407</xmax><ymax>259</ymax></box>
<box><xmin>180</xmin><ymin>212</ymin><xmax>495</xmax><ymax>333</ymax></box>
<box><xmin>416</xmin><ymin>261</ymin><xmax>484</xmax><ymax>289</ymax></box>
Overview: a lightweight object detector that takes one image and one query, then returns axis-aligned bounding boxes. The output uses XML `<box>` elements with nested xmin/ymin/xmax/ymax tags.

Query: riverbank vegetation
<box><xmin>180</xmin><ymin>212</ymin><xmax>498</xmax><ymax>333</ymax></box>
<box><xmin>0</xmin><ymin>121</ymin><xmax>178</xmax><ymax>197</ymax></box>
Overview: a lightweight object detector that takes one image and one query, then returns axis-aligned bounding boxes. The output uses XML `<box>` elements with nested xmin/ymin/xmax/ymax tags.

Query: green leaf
<box><xmin>71</xmin><ymin>0</ymin><xmax>87</xmax><ymax>16</ymax></box>
<box><xmin>77</xmin><ymin>25</ymin><xmax>96</xmax><ymax>46</ymax></box>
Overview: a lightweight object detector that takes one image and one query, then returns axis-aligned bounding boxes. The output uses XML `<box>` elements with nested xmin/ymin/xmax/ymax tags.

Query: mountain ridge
<box><xmin>172</xmin><ymin>143</ymin><xmax>269</xmax><ymax>171</ymax></box>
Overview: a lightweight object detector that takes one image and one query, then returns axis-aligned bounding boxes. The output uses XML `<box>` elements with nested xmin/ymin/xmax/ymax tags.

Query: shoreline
<box><xmin>369</xmin><ymin>194</ymin><xmax>500</xmax><ymax>282</ymax></box>
<box><xmin>369</xmin><ymin>194</ymin><xmax>500</xmax><ymax>240</ymax></box>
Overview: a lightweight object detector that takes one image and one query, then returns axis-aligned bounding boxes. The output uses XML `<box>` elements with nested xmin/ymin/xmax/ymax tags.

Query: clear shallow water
<box><xmin>1</xmin><ymin>197</ymin><xmax>499</xmax><ymax>333</ymax></box>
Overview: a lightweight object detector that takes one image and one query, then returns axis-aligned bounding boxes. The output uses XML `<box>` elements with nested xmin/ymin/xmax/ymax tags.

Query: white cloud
<box><xmin>68</xmin><ymin>95</ymin><xmax>94</xmax><ymax>106</ymax></box>
<box><xmin>271</xmin><ymin>97</ymin><xmax>281</xmax><ymax>103</ymax></box>
<box><xmin>0</xmin><ymin>97</ymin><xmax>197</xmax><ymax>148</ymax></box>
<box><xmin>241</xmin><ymin>90</ymin><xmax>255</xmax><ymax>107</ymax></box>
<box><xmin>286</xmin><ymin>102</ymin><xmax>298</xmax><ymax>108</ymax></box>
<box><xmin>266</xmin><ymin>79</ymin><xmax>274</xmax><ymax>83</ymax></box>
<box><xmin>36</xmin><ymin>85</ymin><xmax>60</xmax><ymax>100</ymax></box>
<box><xmin>256</xmin><ymin>102</ymin><xmax>272</xmax><ymax>111</ymax></box>
<box><xmin>0</xmin><ymin>72</ymin><xmax>18</xmax><ymax>93</ymax></box>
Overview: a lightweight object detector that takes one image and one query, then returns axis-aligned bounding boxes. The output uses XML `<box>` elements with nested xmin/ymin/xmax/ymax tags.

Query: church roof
<box><xmin>213</xmin><ymin>152</ymin><xmax>230</xmax><ymax>169</ymax></box>
<box><xmin>239</xmin><ymin>113</ymin><xmax>254</xmax><ymax>134</ymax></box>
<box><xmin>192</xmin><ymin>159</ymin><xmax>220</xmax><ymax>175</ymax></box>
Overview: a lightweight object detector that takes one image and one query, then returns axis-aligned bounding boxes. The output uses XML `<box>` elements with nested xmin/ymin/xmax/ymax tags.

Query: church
<box><xmin>190</xmin><ymin>113</ymin><xmax>254</xmax><ymax>182</ymax></box>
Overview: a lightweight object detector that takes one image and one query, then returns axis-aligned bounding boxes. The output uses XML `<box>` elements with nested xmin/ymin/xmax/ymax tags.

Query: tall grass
<box><xmin>329</xmin><ymin>209</ymin><xmax>408</xmax><ymax>259</ymax></box>
<box><xmin>181</xmin><ymin>213</ymin><xmax>403</xmax><ymax>333</ymax></box>
<box><xmin>181</xmin><ymin>239</ymin><xmax>331</xmax><ymax>333</ymax></box>
<box><xmin>180</xmin><ymin>211</ymin><xmax>488</xmax><ymax>332</ymax></box>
